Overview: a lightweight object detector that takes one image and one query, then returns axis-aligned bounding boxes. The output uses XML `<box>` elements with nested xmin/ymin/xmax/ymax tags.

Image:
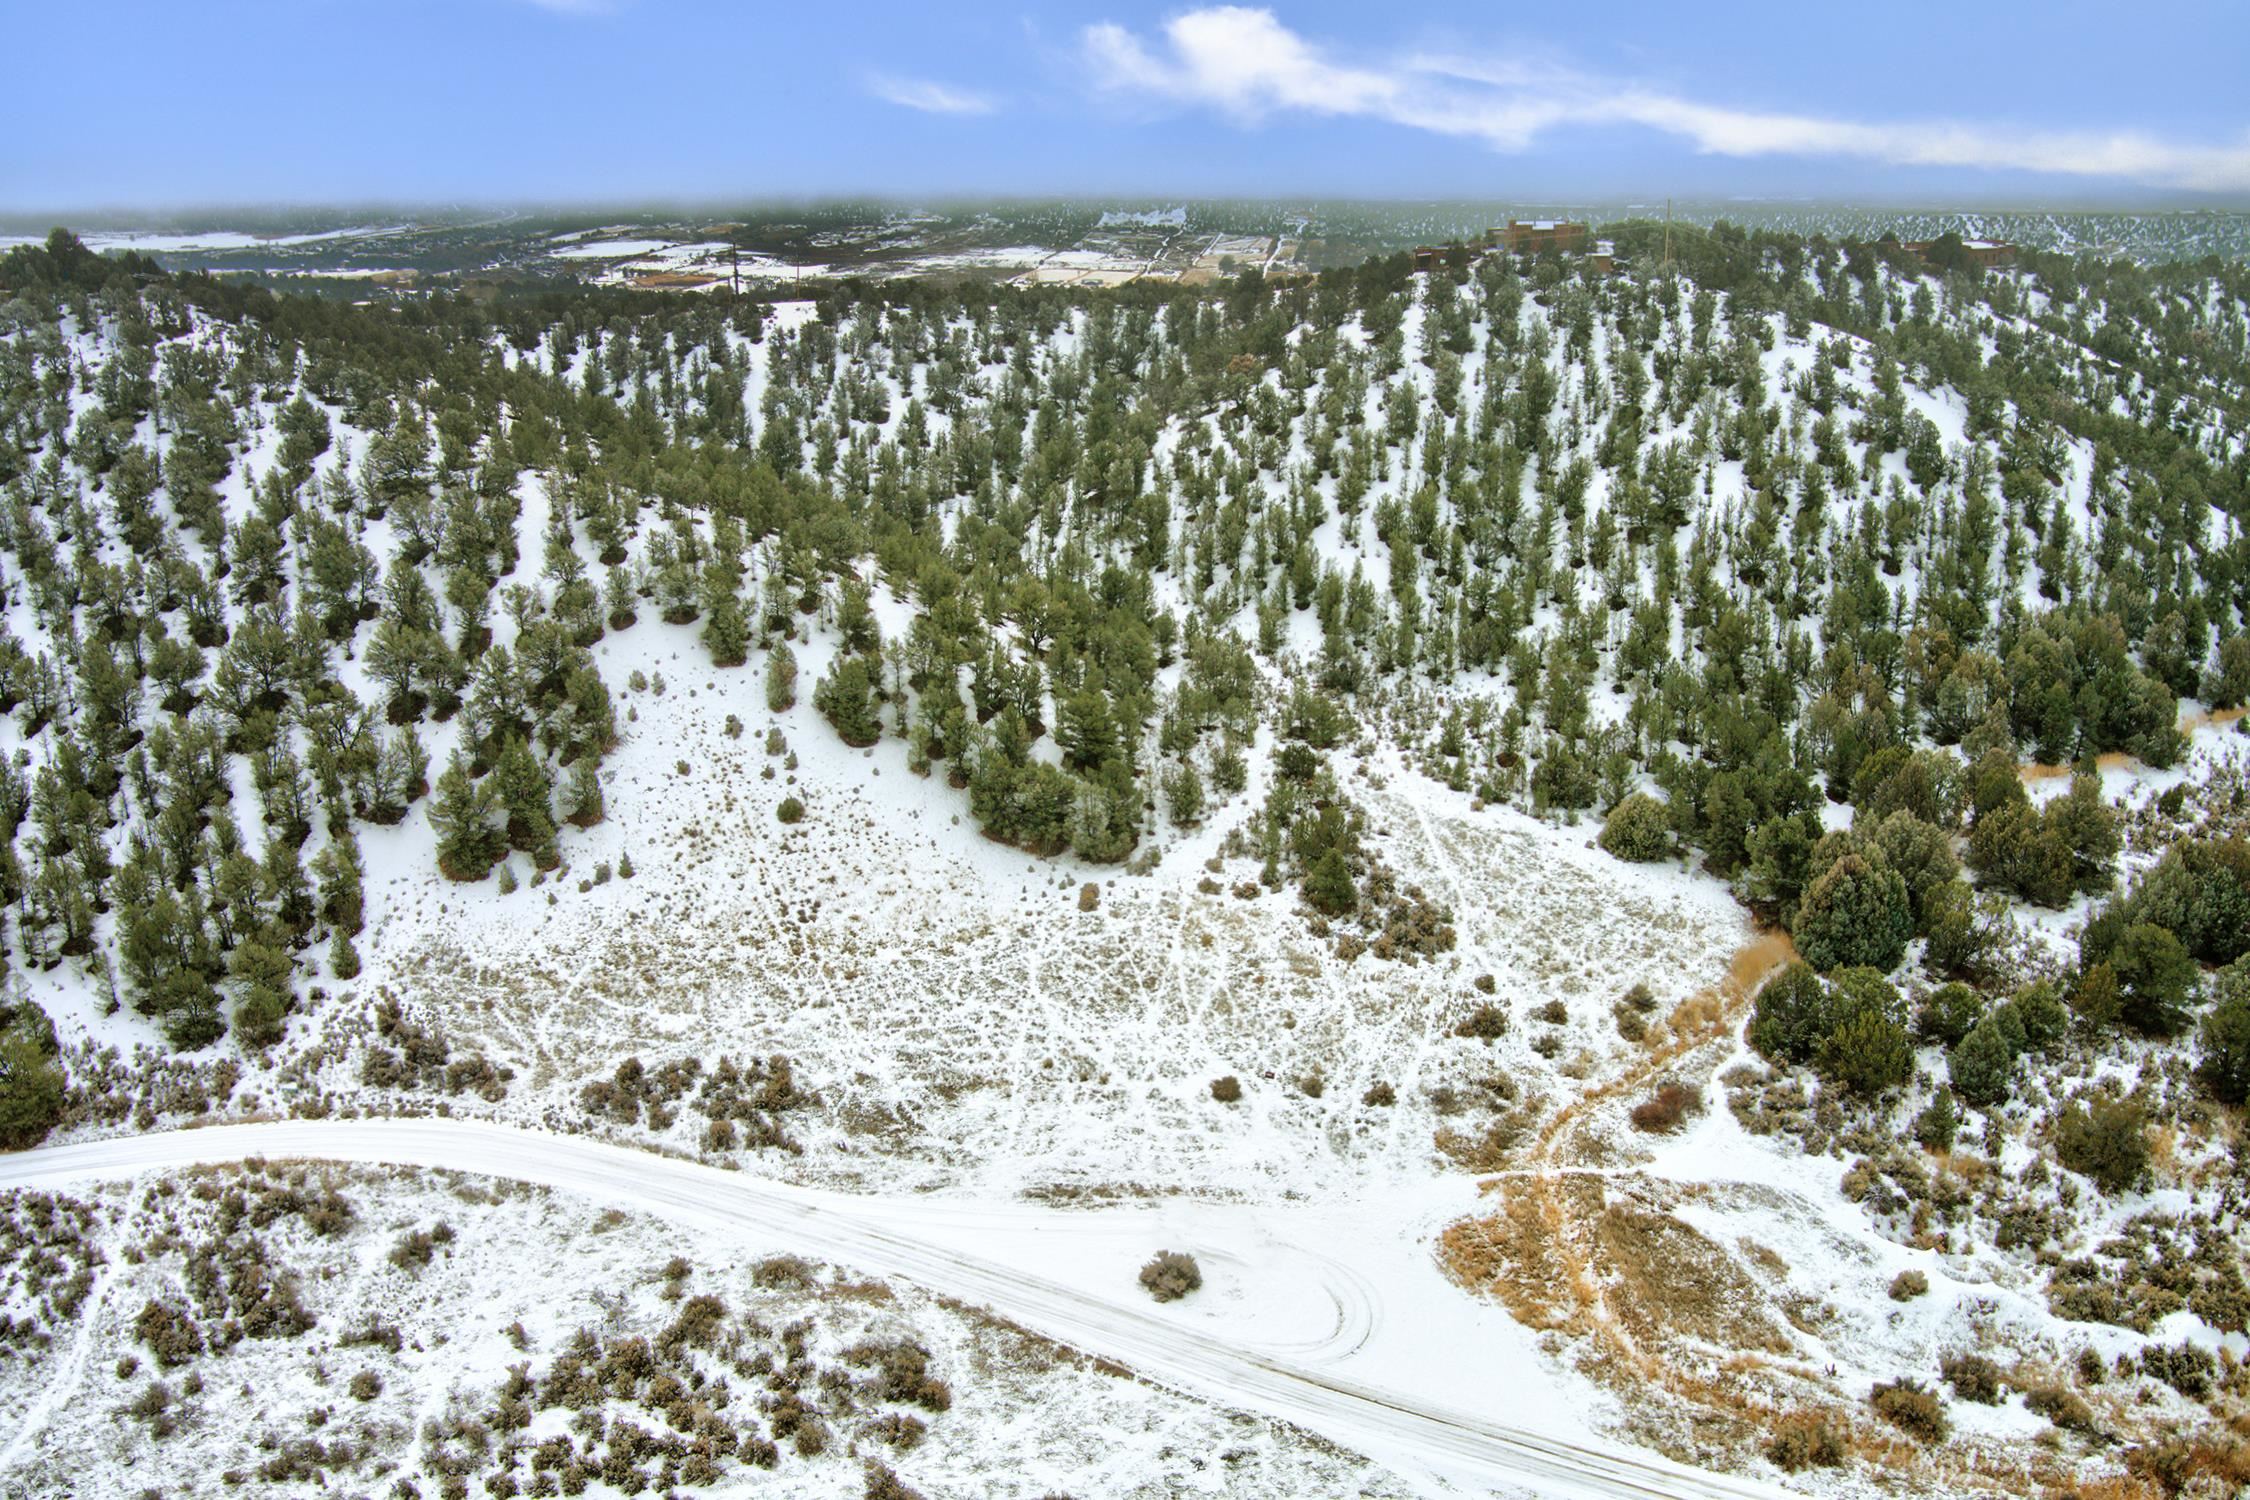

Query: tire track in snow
<box><xmin>0</xmin><ymin>1267</ymin><xmax>112</xmax><ymax>1478</ymax></box>
<box><xmin>0</xmin><ymin>1119</ymin><xmax>1792</xmax><ymax>1500</ymax></box>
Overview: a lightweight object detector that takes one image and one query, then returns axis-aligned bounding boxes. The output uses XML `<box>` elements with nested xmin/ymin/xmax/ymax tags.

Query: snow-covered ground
<box><xmin>0</xmin><ymin>1118</ymin><xmax>1799</xmax><ymax>1500</ymax></box>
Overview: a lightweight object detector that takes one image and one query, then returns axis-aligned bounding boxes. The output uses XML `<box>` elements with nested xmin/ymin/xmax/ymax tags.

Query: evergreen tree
<box><xmin>2195</xmin><ymin>959</ymin><xmax>2250</xmax><ymax>1104</ymax></box>
<box><xmin>229</xmin><ymin>924</ymin><xmax>295</xmax><ymax>1050</ymax></box>
<box><xmin>562</xmin><ymin>755</ymin><xmax>606</xmax><ymax>828</ymax></box>
<box><xmin>701</xmin><ymin>565</ymin><xmax>749</xmax><ymax>668</ymax></box>
<box><xmin>428</xmin><ymin>752</ymin><xmax>504</xmax><ymax>881</ymax></box>
<box><xmin>0</xmin><ymin>1005</ymin><xmax>64</xmax><ymax>1148</ymax></box>
<box><xmin>814</xmin><ymin>654</ymin><xmax>882</xmax><ymax>747</ymax></box>
<box><xmin>1816</xmin><ymin>1003</ymin><xmax>1915</xmax><ymax>1096</ymax></box>
<box><xmin>1947</xmin><ymin>1015</ymin><xmax>2015</xmax><ymax>1107</ymax></box>
<box><xmin>1163</xmin><ymin>761</ymin><xmax>1205</xmax><ymax>827</ymax></box>
<box><xmin>1913</xmin><ymin>1089</ymin><xmax>1959</xmax><ymax>1154</ymax></box>
<box><xmin>1304</xmin><ymin>847</ymin><xmax>1357</xmax><ymax>916</ymax></box>
<box><xmin>1748</xmin><ymin>961</ymin><xmax>1832</xmax><ymax>1064</ymax></box>
<box><xmin>1794</xmin><ymin>852</ymin><xmax>1913</xmax><ymax>973</ymax></box>
<box><xmin>491</xmin><ymin>738</ymin><xmax>559</xmax><ymax>867</ymax></box>
<box><xmin>1598</xmin><ymin>792</ymin><xmax>1672</xmax><ymax>862</ymax></box>
<box><xmin>328</xmin><ymin>926</ymin><xmax>362</xmax><ymax>982</ymax></box>
<box><xmin>766</xmin><ymin>642</ymin><xmax>798</xmax><ymax>713</ymax></box>
<box><xmin>2104</xmin><ymin>921</ymin><xmax>2200</xmax><ymax>1035</ymax></box>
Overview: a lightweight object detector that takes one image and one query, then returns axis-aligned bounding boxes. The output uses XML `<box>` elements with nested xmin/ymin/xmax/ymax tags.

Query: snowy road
<box><xmin>0</xmin><ymin>1120</ymin><xmax>1791</xmax><ymax>1500</ymax></box>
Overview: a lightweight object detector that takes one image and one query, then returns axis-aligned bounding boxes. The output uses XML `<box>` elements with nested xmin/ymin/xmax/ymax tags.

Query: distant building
<box><xmin>1411</xmin><ymin>244</ymin><xmax>1476</xmax><ymax>273</ymax></box>
<box><xmin>1588</xmin><ymin>239</ymin><xmax>1617</xmax><ymax>275</ymax></box>
<box><xmin>1902</xmin><ymin>237</ymin><xmax>2017</xmax><ymax>270</ymax></box>
<box><xmin>1488</xmin><ymin>220</ymin><xmax>1590</xmax><ymax>256</ymax></box>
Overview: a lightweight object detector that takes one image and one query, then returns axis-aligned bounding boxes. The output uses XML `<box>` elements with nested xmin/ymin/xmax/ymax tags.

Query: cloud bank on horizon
<box><xmin>1075</xmin><ymin>6</ymin><xmax>2250</xmax><ymax>194</ymax></box>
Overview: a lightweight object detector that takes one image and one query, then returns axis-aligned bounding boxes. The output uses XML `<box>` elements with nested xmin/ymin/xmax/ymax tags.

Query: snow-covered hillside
<box><xmin>0</xmin><ymin>227</ymin><xmax>2247</xmax><ymax>1497</ymax></box>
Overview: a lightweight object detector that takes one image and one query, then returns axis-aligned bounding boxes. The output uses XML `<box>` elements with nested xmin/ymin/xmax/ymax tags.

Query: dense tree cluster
<box><xmin>0</xmin><ymin>215</ymin><xmax>2244</xmax><ymax>1069</ymax></box>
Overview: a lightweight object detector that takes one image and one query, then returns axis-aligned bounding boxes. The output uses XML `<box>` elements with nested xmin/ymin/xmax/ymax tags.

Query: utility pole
<box><xmin>1664</xmin><ymin>196</ymin><xmax>1672</xmax><ymax>274</ymax></box>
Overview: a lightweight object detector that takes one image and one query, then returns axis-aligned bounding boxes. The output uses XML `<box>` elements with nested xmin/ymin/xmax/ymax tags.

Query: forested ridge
<box><xmin>0</xmin><ymin>219</ymin><xmax>2244</xmax><ymax>1138</ymax></box>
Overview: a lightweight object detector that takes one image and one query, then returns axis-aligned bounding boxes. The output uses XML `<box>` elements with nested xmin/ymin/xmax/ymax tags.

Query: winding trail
<box><xmin>0</xmin><ymin>1268</ymin><xmax>109</xmax><ymax>1475</ymax></box>
<box><xmin>0</xmin><ymin>1118</ymin><xmax>1795</xmax><ymax>1500</ymax></box>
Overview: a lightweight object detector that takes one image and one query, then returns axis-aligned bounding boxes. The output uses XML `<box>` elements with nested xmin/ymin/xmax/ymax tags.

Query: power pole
<box><xmin>1664</xmin><ymin>196</ymin><xmax>1672</xmax><ymax>274</ymax></box>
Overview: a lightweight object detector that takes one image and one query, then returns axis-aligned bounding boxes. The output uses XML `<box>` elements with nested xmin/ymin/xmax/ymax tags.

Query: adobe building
<box><xmin>1412</xmin><ymin>244</ymin><xmax>1477</xmax><ymax>273</ymax></box>
<box><xmin>1488</xmin><ymin>220</ymin><xmax>1591</xmax><ymax>256</ymax></box>
<box><xmin>1902</xmin><ymin>238</ymin><xmax>2018</xmax><ymax>270</ymax></box>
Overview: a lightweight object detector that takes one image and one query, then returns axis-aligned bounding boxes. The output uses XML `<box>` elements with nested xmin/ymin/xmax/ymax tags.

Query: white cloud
<box><xmin>867</xmin><ymin>73</ymin><xmax>999</xmax><ymax>117</ymax></box>
<box><xmin>1083</xmin><ymin>7</ymin><xmax>2250</xmax><ymax>192</ymax></box>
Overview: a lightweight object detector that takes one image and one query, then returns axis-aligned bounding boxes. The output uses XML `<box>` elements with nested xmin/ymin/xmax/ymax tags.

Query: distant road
<box><xmin>0</xmin><ymin>1119</ymin><xmax>1791</xmax><ymax>1500</ymax></box>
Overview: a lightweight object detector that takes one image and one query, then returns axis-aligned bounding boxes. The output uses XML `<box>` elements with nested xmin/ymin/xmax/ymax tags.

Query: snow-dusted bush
<box><xmin>1868</xmin><ymin>1377</ymin><xmax>1948</xmax><ymax>1443</ymax></box>
<box><xmin>1138</xmin><ymin>1250</ymin><xmax>1202</xmax><ymax>1302</ymax></box>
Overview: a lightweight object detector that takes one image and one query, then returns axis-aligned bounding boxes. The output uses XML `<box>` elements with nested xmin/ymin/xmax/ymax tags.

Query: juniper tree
<box><xmin>1794</xmin><ymin>851</ymin><xmax>1912</xmax><ymax>973</ymax></box>
<box><xmin>0</xmin><ymin>1007</ymin><xmax>65</xmax><ymax>1149</ymax></box>
<box><xmin>766</xmin><ymin>642</ymin><xmax>798</xmax><ymax>713</ymax></box>
<box><xmin>2196</xmin><ymin>960</ymin><xmax>2250</xmax><ymax>1104</ymax></box>
<box><xmin>701</xmin><ymin>570</ymin><xmax>749</xmax><ymax>668</ymax></box>
<box><xmin>491</xmin><ymin>738</ymin><xmax>558</xmax><ymax>866</ymax></box>
<box><xmin>556</xmin><ymin>755</ymin><xmax>601</xmax><ymax>829</ymax></box>
<box><xmin>428</xmin><ymin>751</ymin><xmax>504</xmax><ymax>881</ymax></box>
<box><xmin>229</xmin><ymin>923</ymin><xmax>295</xmax><ymax>1050</ymax></box>
<box><xmin>314</xmin><ymin>825</ymin><xmax>365</xmax><ymax>936</ymax></box>
<box><xmin>814</xmin><ymin>654</ymin><xmax>881</xmax><ymax>747</ymax></box>
<box><xmin>1947</xmin><ymin>1015</ymin><xmax>2016</xmax><ymax>1107</ymax></box>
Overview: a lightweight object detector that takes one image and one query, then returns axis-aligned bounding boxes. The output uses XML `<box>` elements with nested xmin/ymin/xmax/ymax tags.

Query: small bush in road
<box><xmin>1138</xmin><ymin>1250</ymin><xmax>1202</xmax><ymax>1302</ymax></box>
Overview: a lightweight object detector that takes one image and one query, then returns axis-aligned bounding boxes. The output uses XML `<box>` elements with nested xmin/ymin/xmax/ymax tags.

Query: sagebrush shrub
<box><xmin>1138</xmin><ymin>1250</ymin><xmax>1202</xmax><ymax>1302</ymax></box>
<box><xmin>1629</xmin><ymin>1082</ymin><xmax>1702</xmax><ymax>1134</ymax></box>
<box><xmin>2052</xmin><ymin>1094</ymin><xmax>2147</xmax><ymax>1193</ymax></box>
<box><xmin>1762</xmin><ymin>1410</ymin><xmax>1846</xmax><ymax>1472</ymax></box>
<box><xmin>1939</xmin><ymin>1351</ymin><xmax>2001</xmax><ymax>1404</ymax></box>
<box><xmin>1868</xmin><ymin>1377</ymin><xmax>1948</xmax><ymax>1443</ymax></box>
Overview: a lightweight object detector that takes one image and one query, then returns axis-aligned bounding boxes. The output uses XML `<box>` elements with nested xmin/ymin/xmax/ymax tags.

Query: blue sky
<box><xmin>5</xmin><ymin>1</ymin><xmax>2246</xmax><ymax>208</ymax></box>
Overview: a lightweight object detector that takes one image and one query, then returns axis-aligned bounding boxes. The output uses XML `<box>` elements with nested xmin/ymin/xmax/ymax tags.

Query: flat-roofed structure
<box><xmin>1488</xmin><ymin>220</ymin><xmax>1590</xmax><ymax>256</ymax></box>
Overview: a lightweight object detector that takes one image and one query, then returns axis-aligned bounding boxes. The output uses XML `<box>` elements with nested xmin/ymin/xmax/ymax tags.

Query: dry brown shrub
<box><xmin>1868</xmin><ymin>1377</ymin><xmax>1949</xmax><ymax>1443</ymax></box>
<box><xmin>1434</xmin><ymin>1104</ymin><xmax>1539</xmax><ymax>1171</ymax></box>
<box><xmin>1138</xmin><ymin>1250</ymin><xmax>1202</xmax><ymax>1303</ymax></box>
<box><xmin>2066</xmin><ymin>1480</ymin><xmax>2161</xmax><ymax>1500</ymax></box>
<box><xmin>1629</xmin><ymin>1082</ymin><xmax>1703</xmax><ymax>1134</ymax></box>
<box><xmin>1763</xmin><ymin>1409</ymin><xmax>1847</xmax><ymax>1472</ymax></box>
<box><xmin>1437</xmin><ymin>1175</ymin><xmax>1602</xmax><ymax>1332</ymax></box>
<box><xmin>2124</xmin><ymin>1437</ymin><xmax>2250</xmax><ymax>1497</ymax></box>
<box><xmin>1595</xmin><ymin>1204</ymin><xmax>1793</xmax><ymax>1355</ymax></box>
<box><xmin>1662</xmin><ymin>992</ymin><xmax>1728</xmax><ymax>1046</ymax></box>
